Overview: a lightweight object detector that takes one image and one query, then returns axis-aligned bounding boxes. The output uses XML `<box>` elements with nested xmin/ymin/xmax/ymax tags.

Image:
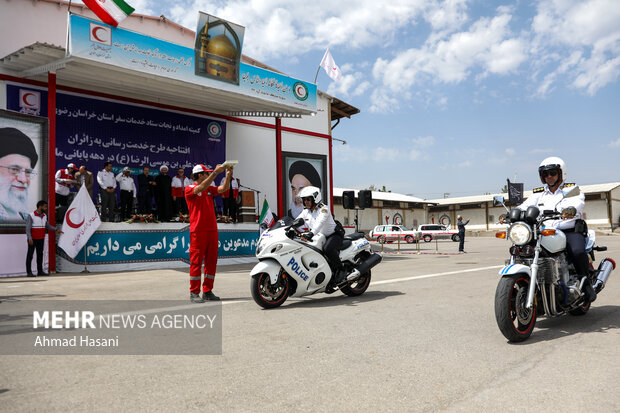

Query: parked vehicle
<box><xmin>492</xmin><ymin>187</ymin><xmax>615</xmax><ymax>342</ymax></box>
<box><xmin>369</xmin><ymin>225</ymin><xmax>419</xmax><ymax>244</ymax></box>
<box><xmin>250</xmin><ymin>217</ymin><xmax>382</xmax><ymax>308</ymax></box>
<box><xmin>417</xmin><ymin>224</ymin><xmax>459</xmax><ymax>242</ymax></box>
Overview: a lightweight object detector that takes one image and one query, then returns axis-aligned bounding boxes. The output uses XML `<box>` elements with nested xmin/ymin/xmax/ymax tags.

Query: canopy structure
<box><xmin>0</xmin><ymin>42</ymin><xmax>313</xmax><ymax>118</ymax></box>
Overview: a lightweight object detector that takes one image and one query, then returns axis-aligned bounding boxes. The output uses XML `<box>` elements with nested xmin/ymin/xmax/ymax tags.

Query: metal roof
<box><xmin>428</xmin><ymin>182</ymin><xmax>620</xmax><ymax>205</ymax></box>
<box><xmin>334</xmin><ymin>187</ymin><xmax>431</xmax><ymax>204</ymax></box>
<box><xmin>0</xmin><ymin>42</ymin><xmax>314</xmax><ymax>117</ymax></box>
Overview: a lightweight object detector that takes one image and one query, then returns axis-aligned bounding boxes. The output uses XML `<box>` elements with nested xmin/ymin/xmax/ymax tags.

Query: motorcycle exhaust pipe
<box><xmin>593</xmin><ymin>258</ymin><xmax>616</xmax><ymax>293</ymax></box>
<box><xmin>347</xmin><ymin>253</ymin><xmax>382</xmax><ymax>281</ymax></box>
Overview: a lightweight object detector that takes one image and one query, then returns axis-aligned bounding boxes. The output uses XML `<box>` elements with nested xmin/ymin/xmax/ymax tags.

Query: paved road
<box><xmin>1</xmin><ymin>236</ymin><xmax>620</xmax><ymax>412</ymax></box>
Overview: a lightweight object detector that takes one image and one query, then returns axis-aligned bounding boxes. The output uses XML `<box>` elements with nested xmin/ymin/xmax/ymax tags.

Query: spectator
<box><xmin>137</xmin><ymin>166</ymin><xmax>155</xmax><ymax>214</ymax></box>
<box><xmin>457</xmin><ymin>215</ymin><xmax>470</xmax><ymax>253</ymax></box>
<box><xmin>25</xmin><ymin>200</ymin><xmax>62</xmax><ymax>276</ymax></box>
<box><xmin>116</xmin><ymin>167</ymin><xmax>137</xmax><ymax>220</ymax></box>
<box><xmin>220</xmin><ymin>168</ymin><xmax>239</xmax><ymax>222</ymax></box>
<box><xmin>74</xmin><ymin>165</ymin><xmax>94</xmax><ymax>199</ymax></box>
<box><xmin>97</xmin><ymin>161</ymin><xmax>116</xmax><ymax>222</ymax></box>
<box><xmin>54</xmin><ymin>163</ymin><xmax>77</xmax><ymax>207</ymax></box>
<box><xmin>171</xmin><ymin>167</ymin><xmax>190</xmax><ymax>216</ymax></box>
<box><xmin>155</xmin><ymin>165</ymin><xmax>173</xmax><ymax>221</ymax></box>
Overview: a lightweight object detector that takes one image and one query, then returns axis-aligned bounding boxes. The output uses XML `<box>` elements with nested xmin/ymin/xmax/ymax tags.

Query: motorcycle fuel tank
<box><xmin>540</xmin><ymin>229</ymin><xmax>566</xmax><ymax>253</ymax></box>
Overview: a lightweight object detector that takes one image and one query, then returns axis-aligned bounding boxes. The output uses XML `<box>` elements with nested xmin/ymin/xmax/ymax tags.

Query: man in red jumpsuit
<box><xmin>186</xmin><ymin>163</ymin><xmax>232</xmax><ymax>303</ymax></box>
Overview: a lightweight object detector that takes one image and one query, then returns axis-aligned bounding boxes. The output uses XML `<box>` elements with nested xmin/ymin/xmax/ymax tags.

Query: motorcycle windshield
<box><xmin>270</xmin><ymin>216</ymin><xmax>294</xmax><ymax>232</ymax></box>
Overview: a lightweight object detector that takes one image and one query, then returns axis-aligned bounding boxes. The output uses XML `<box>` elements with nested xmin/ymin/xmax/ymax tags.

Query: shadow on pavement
<box><xmin>509</xmin><ymin>305</ymin><xmax>620</xmax><ymax>345</ymax></box>
<box><xmin>283</xmin><ymin>290</ymin><xmax>404</xmax><ymax>309</ymax></box>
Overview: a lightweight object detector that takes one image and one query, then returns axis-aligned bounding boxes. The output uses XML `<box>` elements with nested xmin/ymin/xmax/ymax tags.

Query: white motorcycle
<box><xmin>250</xmin><ymin>217</ymin><xmax>382</xmax><ymax>308</ymax></box>
<box><xmin>493</xmin><ymin>186</ymin><xmax>615</xmax><ymax>342</ymax></box>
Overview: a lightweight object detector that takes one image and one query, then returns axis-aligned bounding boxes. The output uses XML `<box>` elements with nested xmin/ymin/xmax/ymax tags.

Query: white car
<box><xmin>369</xmin><ymin>225</ymin><xmax>419</xmax><ymax>244</ymax></box>
<box><xmin>417</xmin><ymin>224</ymin><xmax>460</xmax><ymax>242</ymax></box>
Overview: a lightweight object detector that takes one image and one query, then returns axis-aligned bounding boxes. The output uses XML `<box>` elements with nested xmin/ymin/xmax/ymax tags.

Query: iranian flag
<box><xmin>259</xmin><ymin>199</ymin><xmax>275</xmax><ymax>234</ymax></box>
<box><xmin>83</xmin><ymin>0</ymin><xmax>135</xmax><ymax>27</ymax></box>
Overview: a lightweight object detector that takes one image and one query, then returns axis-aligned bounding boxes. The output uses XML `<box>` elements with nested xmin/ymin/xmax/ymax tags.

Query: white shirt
<box><xmin>97</xmin><ymin>169</ymin><xmax>116</xmax><ymax>189</ymax></box>
<box><xmin>116</xmin><ymin>173</ymin><xmax>137</xmax><ymax>194</ymax></box>
<box><xmin>518</xmin><ymin>183</ymin><xmax>585</xmax><ymax>229</ymax></box>
<box><xmin>172</xmin><ymin>176</ymin><xmax>191</xmax><ymax>189</ymax></box>
<box><xmin>54</xmin><ymin>169</ymin><xmax>75</xmax><ymax>196</ymax></box>
<box><xmin>297</xmin><ymin>202</ymin><xmax>336</xmax><ymax>236</ymax></box>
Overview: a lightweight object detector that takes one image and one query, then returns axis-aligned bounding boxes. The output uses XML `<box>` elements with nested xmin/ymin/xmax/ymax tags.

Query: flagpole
<box><xmin>81</xmin><ymin>245</ymin><xmax>89</xmax><ymax>273</ymax></box>
<box><xmin>313</xmin><ymin>66</ymin><xmax>321</xmax><ymax>84</ymax></box>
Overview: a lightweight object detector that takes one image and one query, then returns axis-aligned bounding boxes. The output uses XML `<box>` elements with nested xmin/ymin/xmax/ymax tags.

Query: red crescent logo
<box><xmin>22</xmin><ymin>93</ymin><xmax>36</xmax><ymax>107</ymax></box>
<box><xmin>65</xmin><ymin>208</ymin><xmax>85</xmax><ymax>229</ymax></box>
<box><xmin>92</xmin><ymin>27</ymin><xmax>108</xmax><ymax>43</ymax></box>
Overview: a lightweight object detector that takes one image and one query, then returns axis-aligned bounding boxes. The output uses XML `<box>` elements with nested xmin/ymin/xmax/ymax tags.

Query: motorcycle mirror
<box><xmin>493</xmin><ymin>196</ymin><xmax>505</xmax><ymax>207</ymax></box>
<box><xmin>292</xmin><ymin>217</ymin><xmax>305</xmax><ymax>228</ymax></box>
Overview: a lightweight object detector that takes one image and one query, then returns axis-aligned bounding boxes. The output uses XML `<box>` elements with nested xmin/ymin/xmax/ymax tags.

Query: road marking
<box><xmin>370</xmin><ymin>265</ymin><xmax>503</xmax><ymax>286</ymax></box>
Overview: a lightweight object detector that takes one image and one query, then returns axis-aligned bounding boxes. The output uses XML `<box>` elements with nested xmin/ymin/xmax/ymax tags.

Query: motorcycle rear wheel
<box><xmin>251</xmin><ymin>272</ymin><xmax>289</xmax><ymax>309</ymax></box>
<box><xmin>340</xmin><ymin>270</ymin><xmax>371</xmax><ymax>297</ymax></box>
<box><xmin>495</xmin><ymin>273</ymin><xmax>537</xmax><ymax>342</ymax></box>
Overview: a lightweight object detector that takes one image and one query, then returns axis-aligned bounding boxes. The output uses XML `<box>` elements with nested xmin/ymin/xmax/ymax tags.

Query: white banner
<box><xmin>58</xmin><ymin>185</ymin><xmax>101</xmax><ymax>259</ymax></box>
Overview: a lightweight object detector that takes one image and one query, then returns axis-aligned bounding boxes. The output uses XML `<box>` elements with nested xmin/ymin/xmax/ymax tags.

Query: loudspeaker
<box><xmin>342</xmin><ymin>191</ymin><xmax>355</xmax><ymax>209</ymax></box>
<box><xmin>358</xmin><ymin>190</ymin><xmax>372</xmax><ymax>209</ymax></box>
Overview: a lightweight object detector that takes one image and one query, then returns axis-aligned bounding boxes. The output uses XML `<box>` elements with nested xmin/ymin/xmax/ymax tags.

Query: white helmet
<box><xmin>538</xmin><ymin>156</ymin><xmax>566</xmax><ymax>184</ymax></box>
<box><xmin>297</xmin><ymin>186</ymin><xmax>321</xmax><ymax>207</ymax></box>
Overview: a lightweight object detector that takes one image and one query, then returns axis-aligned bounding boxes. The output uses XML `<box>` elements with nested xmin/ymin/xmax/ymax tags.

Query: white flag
<box><xmin>58</xmin><ymin>185</ymin><xmax>102</xmax><ymax>259</ymax></box>
<box><xmin>320</xmin><ymin>48</ymin><xmax>343</xmax><ymax>81</ymax></box>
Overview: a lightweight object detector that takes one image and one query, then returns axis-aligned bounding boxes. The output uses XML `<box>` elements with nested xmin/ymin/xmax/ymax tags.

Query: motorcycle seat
<box><xmin>340</xmin><ymin>240</ymin><xmax>352</xmax><ymax>250</ymax></box>
<box><xmin>344</xmin><ymin>232</ymin><xmax>365</xmax><ymax>241</ymax></box>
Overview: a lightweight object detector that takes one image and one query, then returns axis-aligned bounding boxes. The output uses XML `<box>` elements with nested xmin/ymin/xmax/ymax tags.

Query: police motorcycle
<box><xmin>493</xmin><ymin>186</ymin><xmax>615</xmax><ymax>342</ymax></box>
<box><xmin>250</xmin><ymin>216</ymin><xmax>382</xmax><ymax>309</ymax></box>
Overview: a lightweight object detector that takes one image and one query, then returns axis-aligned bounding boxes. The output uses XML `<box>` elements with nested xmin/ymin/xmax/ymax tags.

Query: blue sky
<box><xmin>127</xmin><ymin>0</ymin><xmax>619</xmax><ymax>199</ymax></box>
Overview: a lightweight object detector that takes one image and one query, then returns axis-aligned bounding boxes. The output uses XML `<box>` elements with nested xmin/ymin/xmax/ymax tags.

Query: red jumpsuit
<box><xmin>185</xmin><ymin>184</ymin><xmax>219</xmax><ymax>294</ymax></box>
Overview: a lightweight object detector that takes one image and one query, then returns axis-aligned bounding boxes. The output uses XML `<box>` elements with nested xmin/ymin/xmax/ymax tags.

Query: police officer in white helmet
<box><xmin>517</xmin><ymin>156</ymin><xmax>596</xmax><ymax>302</ymax></box>
<box><xmin>297</xmin><ymin>186</ymin><xmax>346</xmax><ymax>285</ymax></box>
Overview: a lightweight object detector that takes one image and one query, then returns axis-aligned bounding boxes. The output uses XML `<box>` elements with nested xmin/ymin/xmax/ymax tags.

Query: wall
<box><xmin>0</xmin><ymin>1</ymin><xmax>196</xmax><ymax>58</ymax></box>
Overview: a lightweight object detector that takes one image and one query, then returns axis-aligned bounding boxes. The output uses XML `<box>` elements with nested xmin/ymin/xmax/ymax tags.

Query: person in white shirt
<box><xmin>296</xmin><ymin>186</ymin><xmax>346</xmax><ymax>285</ymax></box>
<box><xmin>516</xmin><ymin>156</ymin><xmax>595</xmax><ymax>302</ymax></box>
<box><xmin>97</xmin><ymin>161</ymin><xmax>116</xmax><ymax>222</ymax></box>
<box><xmin>172</xmin><ymin>167</ymin><xmax>191</xmax><ymax>215</ymax></box>
<box><xmin>54</xmin><ymin>163</ymin><xmax>77</xmax><ymax>207</ymax></box>
<box><xmin>116</xmin><ymin>166</ymin><xmax>137</xmax><ymax>220</ymax></box>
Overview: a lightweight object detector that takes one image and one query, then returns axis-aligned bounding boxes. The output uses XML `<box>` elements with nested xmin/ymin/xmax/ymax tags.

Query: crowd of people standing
<box><xmin>53</xmin><ymin>162</ymin><xmax>241</xmax><ymax>223</ymax></box>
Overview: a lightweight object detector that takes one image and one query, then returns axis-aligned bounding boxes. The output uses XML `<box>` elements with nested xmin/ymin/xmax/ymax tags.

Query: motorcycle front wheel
<box><xmin>340</xmin><ymin>270</ymin><xmax>371</xmax><ymax>297</ymax></box>
<box><xmin>494</xmin><ymin>273</ymin><xmax>537</xmax><ymax>342</ymax></box>
<box><xmin>251</xmin><ymin>272</ymin><xmax>289</xmax><ymax>309</ymax></box>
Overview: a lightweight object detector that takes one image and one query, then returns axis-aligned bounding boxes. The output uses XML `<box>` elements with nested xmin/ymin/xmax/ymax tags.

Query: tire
<box><xmin>251</xmin><ymin>272</ymin><xmax>289</xmax><ymax>309</ymax></box>
<box><xmin>569</xmin><ymin>301</ymin><xmax>591</xmax><ymax>316</ymax></box>
<box><xmin>377</xmin><ymin>235</ymin><xmax>386</xmax><ymax>244</ymax></box>
<box><xmin>423</xmin><ymin>234</ymin><xmax>432</xmax><ymax>242</ymax></box>
<box><xmin>340</xmin><ymin>270</ymin><xmax>371</xmax><ymax>297</ymax></box>
<box><xmin>494</xmin><ymin>273</ymin><xmax>536</xmax><ymax>342</ymax></box>
<box><xmin>452</xmin><ymin>234</ymin><xmax>460</xmax><ymax>242</ymax></box>
<box><xmin>405</xmin><ymin>235</ymin><xmax>414</xmax><ymax>244</ymax></box>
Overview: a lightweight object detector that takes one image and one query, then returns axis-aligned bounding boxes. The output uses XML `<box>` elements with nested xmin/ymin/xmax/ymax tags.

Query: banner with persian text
<box><xmin>68</xmin><ymin>14</ymin><xmax>317</xmax><ymax>112</ymax></box>
<box><xmin>6</xmin><ymin>84</ymin><xmax>226</xmax><ymax>198</ymax></box>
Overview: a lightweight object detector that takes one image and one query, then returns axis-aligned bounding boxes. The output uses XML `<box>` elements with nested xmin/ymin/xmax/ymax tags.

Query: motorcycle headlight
<box><xmin>256</xmin><ymin>241</ymin><xmax>264</xmax><ymax>255</ymax></box>
<box><xmin>509</xmin><ymin>223</ymin><xmax>532</xmax><ymax>245</ymax></box>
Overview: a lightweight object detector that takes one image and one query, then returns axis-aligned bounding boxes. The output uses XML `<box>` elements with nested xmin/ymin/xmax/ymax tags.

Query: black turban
<box><xmin>288</xmin><ymin>160</ymin><xmax>321</xmax><ymax>188</ymax></box>
<box><xmin>0</xmin><ymin>127</ymin><xmax>38</xmax><ymax>168</ymax></box>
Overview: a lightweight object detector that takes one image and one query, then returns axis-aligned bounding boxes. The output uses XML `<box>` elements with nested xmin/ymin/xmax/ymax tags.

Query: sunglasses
<box><xmin>541</xmin><ymin>170</ymin><xmax>558</xmax><ymax>178</ymax></box>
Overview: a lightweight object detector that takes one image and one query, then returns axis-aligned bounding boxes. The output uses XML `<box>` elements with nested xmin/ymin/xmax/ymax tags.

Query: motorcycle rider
<box><xmin>297</xmin><ymin>186</ymin><xmax>346</xmax><ymax>285</ymax></box>
<box><xmin>517</xmin><ymin>156</ymin><xmax>596</xmax><ymax>302</ymax></box>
